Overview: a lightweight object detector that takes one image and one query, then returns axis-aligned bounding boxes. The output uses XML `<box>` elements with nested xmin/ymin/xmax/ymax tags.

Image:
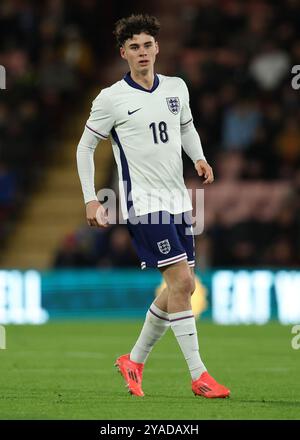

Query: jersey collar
<box><xmin>123</xmin><ymin>72</ymin><xmax>159</xmax><ymax>93</ymax></box>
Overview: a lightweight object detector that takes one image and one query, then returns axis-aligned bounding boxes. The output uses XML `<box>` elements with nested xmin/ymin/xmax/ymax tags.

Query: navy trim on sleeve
<box><xmin>180</xmin><ymin>118</ymin><xmax>193</xmax><ymax>126</ymax></box>
<box><xmin>85</xmin><ymin>124</ymin><xmax>108</xmax><ymax>139</ymax></box>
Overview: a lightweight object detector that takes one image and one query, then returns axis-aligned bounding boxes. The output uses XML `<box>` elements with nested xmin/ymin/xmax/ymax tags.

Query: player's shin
<box><xmin>169</xmin><ymin>311</ymin><xmax>207</xmax><ymax>380</ymax></box>
<box><xmin>130</xmin><ymin>302</ymin><xmax>170</xmax><ymax>363</ymax></box>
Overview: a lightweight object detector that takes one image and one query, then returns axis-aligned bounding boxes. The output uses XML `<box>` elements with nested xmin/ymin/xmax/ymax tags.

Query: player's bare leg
<box><xmin>154</xmin><ymin>286</ymin><xmax>169</xmax><ymax>312</ymax></box>
<box><xmin>154</xmin><ymin>266</ymin><xmax>195</xmax><ymax>312</ymax></box>
<box><xmin>161</xmin><ymin>260</ymin><xmax>194</xmax><ymax>312</ymax></box>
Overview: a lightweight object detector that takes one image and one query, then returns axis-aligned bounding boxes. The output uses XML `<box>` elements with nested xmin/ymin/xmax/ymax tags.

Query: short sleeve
<box><xmin>85</xmin><ymin>90</ymin><xmax>115</xmax><ymax>139</ymax></box>
<box><xmin>180</xmin><ymin>80</ymin><xmax>193</xmax><ymax>127</ymax></box>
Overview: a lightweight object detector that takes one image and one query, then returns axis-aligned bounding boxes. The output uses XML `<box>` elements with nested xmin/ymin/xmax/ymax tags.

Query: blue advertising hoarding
<box><xmin>0</xmin><ymin>269</ymin><xmax>300</xmax><ymax>324</ymax></box>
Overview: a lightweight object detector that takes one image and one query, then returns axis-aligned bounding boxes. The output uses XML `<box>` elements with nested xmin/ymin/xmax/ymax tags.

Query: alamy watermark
<box><xmin>96</xmin><ymin>184</ymin><xmax>205</xmax><ymax>235</ymax></box>
<box><xmin>291</xmin><ymin>65</ymin><xmax>300</xmax><ymax>90</ymax></box>
<box><xmin>291</xmin><ymin>325</ymin><xmax>300</xmax><ymax>350</ymax></box>
<box><xmin>0</xmin><ymin>65</ymin><xmax>6</xmax><ymax>90</ymax></box>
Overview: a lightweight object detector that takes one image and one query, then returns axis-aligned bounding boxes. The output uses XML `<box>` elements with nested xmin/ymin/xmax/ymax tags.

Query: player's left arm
<box><xmin>195</xmin><ymin>158</ymin><xmax>214</xmax><ymax>185</ymax></box>
<box><xmin>180</xmin><ymin>78</ymin><xmax>214</xmax><ymax>184</ymax></box>
<box><xmin>181</xmin><ymin>121</ymin><xmax>214</xmax><ymax>184</ymax></box>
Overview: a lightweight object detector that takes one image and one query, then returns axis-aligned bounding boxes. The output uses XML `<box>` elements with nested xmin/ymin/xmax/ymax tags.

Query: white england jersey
<box><xmin>84</xmin><ymin>73</ymin><xmax>198</xmax><ymax>220</ymax></box>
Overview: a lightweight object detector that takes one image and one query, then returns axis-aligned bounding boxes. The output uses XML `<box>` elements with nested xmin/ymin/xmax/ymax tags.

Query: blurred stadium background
<box><xmin>0</xmin><ymin>0</ymin><xmax>300</xmax><ymax>420</ymax></box>
<box><xmin>0</xmin><ymin>0</ymin><xmax>299</xmax><ymax>325</ymax></box>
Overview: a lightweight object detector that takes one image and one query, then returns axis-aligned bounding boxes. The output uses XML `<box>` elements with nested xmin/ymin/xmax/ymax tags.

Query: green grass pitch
<box><xmin>0</xmin><ymin>321</ymin><xmax>299</xmax><ymax>420</ymax></box>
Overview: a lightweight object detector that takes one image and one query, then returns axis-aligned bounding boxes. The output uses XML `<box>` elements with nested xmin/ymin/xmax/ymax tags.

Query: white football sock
<box><xmin>130</xmin><ymin>303</ymin><xmax>170</xmax><ymax>364</ymax></box>
<box><xmin>169</xmin><ymin>310</ymin><xmax>207</xmax><ymax>380</ymax></box>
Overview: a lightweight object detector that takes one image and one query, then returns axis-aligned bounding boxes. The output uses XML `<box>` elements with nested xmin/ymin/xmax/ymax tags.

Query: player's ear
<box><xmin>155</xmin><ymin>41</ymin><xmax>159</xmax><ymax>55</ymax></box>
<box><xmin>120</xmin><ymin>46</ymin><xmax>127</xmax><ymax>60</ymax></box>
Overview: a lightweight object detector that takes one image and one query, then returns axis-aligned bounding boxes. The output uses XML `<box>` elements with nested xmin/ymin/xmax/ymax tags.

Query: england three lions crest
<box><xmin>166</xmin><ymin>97</ymin><xmax>180</xmax><ymax>115</ymax></box>
<box><xmin>157</xmin><ymin>239</ymin><xmax>171</xmax><ymax>254</ymax></box>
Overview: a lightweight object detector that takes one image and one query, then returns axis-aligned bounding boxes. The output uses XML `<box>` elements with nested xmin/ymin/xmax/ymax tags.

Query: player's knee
<box><xmin>190</xmin><ymin>276</ymin><xmax>196</xmax><ymax>295</ymax></box>
<box><xmin>188</xmin><ymin>275</ymin><xmax>196</xmax><ymax>295</ymax></box>
<box><xmin>172</xmin><ymin>273</ymin><xmax>195</xmax><ymax>297</ymax></box>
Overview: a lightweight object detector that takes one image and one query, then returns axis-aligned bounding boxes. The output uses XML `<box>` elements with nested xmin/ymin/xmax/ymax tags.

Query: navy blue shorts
<box><xmin>126</xmin><ymin>211</ymin><xmax>195</xmax><ymax>270</ymax></box>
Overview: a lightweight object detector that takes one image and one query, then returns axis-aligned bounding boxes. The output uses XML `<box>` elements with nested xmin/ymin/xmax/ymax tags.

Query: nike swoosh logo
<box><xmin>128</xmin><ymin>108</ymin><xmax>142</xmax><ymax>115</ymax></box>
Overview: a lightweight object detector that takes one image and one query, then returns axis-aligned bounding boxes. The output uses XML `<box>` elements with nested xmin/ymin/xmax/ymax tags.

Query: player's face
<box><xmin>120</xmin><ymin>33</ymin><xmax>159</xmax><ymax>74</ymax></box>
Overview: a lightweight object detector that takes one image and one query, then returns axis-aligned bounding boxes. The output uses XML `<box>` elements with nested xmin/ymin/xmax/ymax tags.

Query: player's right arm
<box><xmin>76</xmin><ymin>90</ymin><xmax>115</xmax><ymax>227</ymax></box>
<box><xmin>86</xmin><ymin>200</ymin><xmax>108</xmax><ymax>227</ymax></box>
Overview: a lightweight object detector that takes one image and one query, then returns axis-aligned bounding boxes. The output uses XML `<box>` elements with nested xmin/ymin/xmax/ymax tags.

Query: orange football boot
<box><xmin>114</xmin><ymin>354</ymin><xmax>144</xmax><ymax>397</ymax></box>
<box><xmin>192</xmin><ymin>371</ymin><xmax>230</xmax><ymax>398</ymax></box>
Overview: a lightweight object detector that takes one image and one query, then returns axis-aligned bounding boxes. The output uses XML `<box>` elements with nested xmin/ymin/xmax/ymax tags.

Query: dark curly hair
<box><xmin>113</xmin><ymin>14</ymin><xmax>160</xmax><ymax>48</ymax></box>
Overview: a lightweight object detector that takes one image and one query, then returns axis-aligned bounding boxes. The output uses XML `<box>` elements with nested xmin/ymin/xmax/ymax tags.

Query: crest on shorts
<box><xmin>157</xmin><ymin>239</ymin><xmax>171</xmax><ymax>254</ymax></box>
<box><xmin>166</xmin><ymin>97</ymin><xmax>180</xmax><ymax>115</ymax></box>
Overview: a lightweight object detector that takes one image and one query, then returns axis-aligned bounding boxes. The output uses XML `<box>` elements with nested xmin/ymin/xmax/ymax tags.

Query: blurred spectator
<box><xmin>53</xmin><ymin>233</ymin><xmax>95</xmax><ymax>267</ymax></box>
<box><xmin>53</xmin><ymin>224</ymin><xmax>139</xmax><ymax>269</ymax></box>
<box><xmin>102</xmin><ymin>226</ymin><xmax>140</xmax><ymax>268</ymax></box>
<box><xmin>276</xmin><ymin>117</ymin><xmax>300</xmax><ymax>164</ymax></box>
<box><xmin>215</xmin><ymin>151</ymin><xmax>245</xmax><ymax>180</ymax></box>
<box><xmin>222</xmin><ymin>98</ymin><xmax>262</xmax><ymax>150</ymax></box>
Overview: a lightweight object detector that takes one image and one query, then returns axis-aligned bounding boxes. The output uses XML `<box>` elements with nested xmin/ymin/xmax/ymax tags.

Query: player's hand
<box><xmin>195</xmin><ymin>159</ymin><xmax>214</xmax><ymax>184</ymax></box>
<box><xmin>86</xmin><ymin>200</ymin><xmax>109</xmax><ymax>228</ymax></box>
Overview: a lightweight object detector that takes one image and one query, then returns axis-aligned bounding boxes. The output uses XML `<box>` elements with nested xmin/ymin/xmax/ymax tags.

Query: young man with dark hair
<box><xmin>76</xmin><ymin>14</ymin><xmax>230</xmax><ymax>399</ymax></box>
